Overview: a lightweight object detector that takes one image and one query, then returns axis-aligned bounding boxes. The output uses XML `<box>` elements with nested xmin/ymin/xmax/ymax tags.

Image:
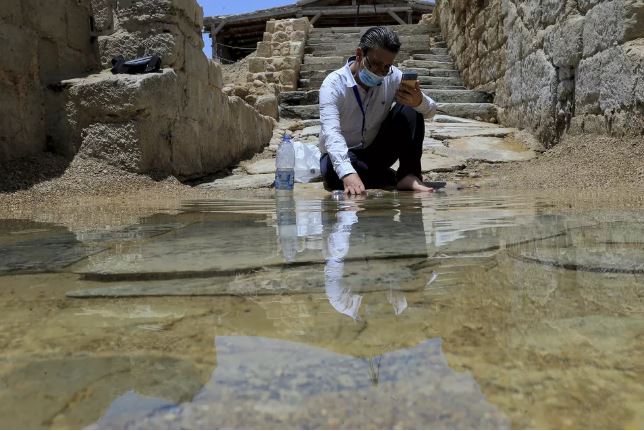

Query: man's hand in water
<box><xmin>342</xmin><ymin>173</ymin><xmax>366</xmax><ymax>195</ymax></box>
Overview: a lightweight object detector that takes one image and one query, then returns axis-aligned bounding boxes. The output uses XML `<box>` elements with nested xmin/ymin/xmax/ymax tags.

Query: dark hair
<box><xmin>359</xmin><ymin>26</ymin><xmax>401</xmax><ymax>55</ymax></box>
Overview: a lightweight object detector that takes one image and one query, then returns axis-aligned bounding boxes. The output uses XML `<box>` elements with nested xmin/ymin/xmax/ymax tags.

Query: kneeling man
<box><xmin>319</xmin><ymin>26</ymin><xmax>437</xmax><ymax>195</ymax></box>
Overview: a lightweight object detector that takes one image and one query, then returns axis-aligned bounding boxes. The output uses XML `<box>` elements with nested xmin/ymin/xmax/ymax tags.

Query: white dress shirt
<box><xmin>319</xmin><ymin>56</ymin><xmax>438</xmax><ymax>179</ymax></box>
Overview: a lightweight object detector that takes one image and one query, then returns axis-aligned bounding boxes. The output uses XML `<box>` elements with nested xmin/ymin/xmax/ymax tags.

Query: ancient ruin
<box><xmin>1</xmin><ymin>0</ymin><xmax>274</xmax><ymax>179</ymax></box>
<box><xmin>434</xmin><ymin>0</ymin><xmax>644</xmax><ymax>145</ymax></box>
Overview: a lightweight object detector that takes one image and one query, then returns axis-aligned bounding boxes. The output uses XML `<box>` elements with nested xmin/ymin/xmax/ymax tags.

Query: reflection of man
<box><xmin>319</xmin><ymin>26</ymin><xmax>437</xmax><ymax>195</ymax></box>
<box><xmin>323</xmin><ymin>197</ymin><xmax>423</xmax><ymax>320</ymax></box>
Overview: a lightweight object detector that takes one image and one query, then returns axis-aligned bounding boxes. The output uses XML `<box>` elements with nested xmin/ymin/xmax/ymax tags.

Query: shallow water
<box><xmin>0</xmin><ymin>190</ymin><xmax>643</xmax><ymax>429</ymax></box>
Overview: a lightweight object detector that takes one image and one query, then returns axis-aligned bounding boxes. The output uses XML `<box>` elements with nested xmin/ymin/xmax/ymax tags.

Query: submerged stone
<box><xmin>0</xmin><ymin>220</ymin><xmax>103</xmax><ymax>274</ymax></box>
<box><xmin>93</xmin><ymin>337</ymin><xmax>510</xmax><ymax>429</ymax></box>
<box><xmin>433</xmin><ymin>136</ymin><xmax>537</xmax><ymax>162</ymax></box>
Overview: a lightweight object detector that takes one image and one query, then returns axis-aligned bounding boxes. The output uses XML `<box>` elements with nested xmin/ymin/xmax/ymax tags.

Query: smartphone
<box><xmin>401</xmin><ymin>71</ymin><xmax>418</xmax><ymax>87</ymax></box>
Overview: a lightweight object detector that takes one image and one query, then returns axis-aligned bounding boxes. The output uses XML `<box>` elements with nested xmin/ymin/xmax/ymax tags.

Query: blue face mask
<box><xmin>358</xmin><ymin>60</ymin><xmax>384</xmax><ymax>87</ymax></box>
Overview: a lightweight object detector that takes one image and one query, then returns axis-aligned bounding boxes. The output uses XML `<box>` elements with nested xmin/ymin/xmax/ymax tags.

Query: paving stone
<box><xmin>436</xmin><ymin>103</ymin><xmax>498</xmax><ymax>121</ymax></box>
<box><xmin>424</xmin><ymin>89</ymin><xmax>493</xmax><ymax>103</ymax></box>
<box><xmin>280</xmin><ymin>104</ymin><xmax>320</xmax><ymax>120</ymax></box>
<box><xmin>243</xmin><ymin>159</ymin><xmax>275</xmax><ymax>175</ymax></box>
<box><xmin>198</xmin><ymin>173</ymin><xmax>275</xmax><ymax>190</ymax></box>
<box><xmin>299</xmin><ymin>125</ymin><xmax>321</xmax><ymax>138</ymax></box>
<box><xmin>421</xmin><ymin>154</ymin><xmax>467</xmax><ymax>172</ymax></box>
<box><xmin>428</xmin><ymin>125</ymin><xmax>517</xmax><ymax>140</ymax></box>
<box><xmin>422</xmin><ymin>137</ymin><xmax>445</xmax><ymax>149</ymax></box>
<box><xmin>432</xmin><ymin>137</ymin><xmax>537</xmax><ymax>163</ymax></box>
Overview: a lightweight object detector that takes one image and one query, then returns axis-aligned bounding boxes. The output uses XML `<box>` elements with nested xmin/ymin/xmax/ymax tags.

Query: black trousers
<box><xmin>321</xmin><ymin>104</ymin><xmax>425</xmax><ymax>190</ymax></box>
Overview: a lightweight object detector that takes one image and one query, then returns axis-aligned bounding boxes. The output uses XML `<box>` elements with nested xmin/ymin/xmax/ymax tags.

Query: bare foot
<box><xmin>396</xmin><ymin>174</ymin><xmax>434</xmax><ymax>192</ymax></box>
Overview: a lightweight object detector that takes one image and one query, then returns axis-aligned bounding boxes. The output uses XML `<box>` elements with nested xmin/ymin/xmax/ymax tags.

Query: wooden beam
<box><xmin>309</xmin><ymin>12</ymin><xmax>322</xmax><ymax>26</ymax></box>
<box><xmin>302</xmin><ymin>6</ymin><xmax>413</xmax><ymax>16</ymax></box>
<box><xmin>387</xmin><ymin>9</ymin><xmax>406</xmax><ymax>25</ymax></box>
<box><xmin>212</xmin><ymin>21</ymin><xmax>226</xmax><ymax>35</ymax></box>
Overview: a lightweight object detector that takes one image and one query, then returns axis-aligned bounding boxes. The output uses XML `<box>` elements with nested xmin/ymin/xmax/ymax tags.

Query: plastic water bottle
<box><xmin>275</xmin><ymin>133</ymin><xmax>295</xmax><ymax>195</ymax></box>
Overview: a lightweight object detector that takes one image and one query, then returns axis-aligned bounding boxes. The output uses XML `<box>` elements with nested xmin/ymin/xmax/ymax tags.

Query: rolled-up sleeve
<box><xmin>413</xmin><ymin>92</ymin><xmax>438</xmax><ymax>118</ymax></box>
<box><xmin>319</xmin><ymin>78</ymin><xmax>356</xmax><ymax>179</ymax></box>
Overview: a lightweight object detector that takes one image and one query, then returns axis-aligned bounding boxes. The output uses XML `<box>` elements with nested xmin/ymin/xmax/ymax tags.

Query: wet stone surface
<box><xmin>0</xmin><ymin>191</ymin><xmax>643</xmax><ymax>429</ymax></box>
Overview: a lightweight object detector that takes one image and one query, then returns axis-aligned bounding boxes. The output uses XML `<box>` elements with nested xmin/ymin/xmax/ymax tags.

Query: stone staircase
<box><xmin>279</xmin><ymin>24</ymin><xmax>498</xmax><ymax>122</ymax></box>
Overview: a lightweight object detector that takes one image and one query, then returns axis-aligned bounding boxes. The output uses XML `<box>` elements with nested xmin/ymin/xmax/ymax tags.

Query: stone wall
<box><xmin>57</xmin><ymin>0</ymin><xmax>274</xmax><ymax>179</ymax></box>
<box><xmin>219</xmin><ymin>17</ymin><xmax>312</xmax><ymax>120</ymax></box>
<box><xmin>0</xmin><ymin>0</ymin><xmax>99</xmax><ymax>161</ymax></box>
<box><xmin>249</xmin><ymin>18</ymin><xmax>312</xmax><ymax>91</ymax></box>
<box><xmin>434</xmin><ymin>0</ymin><xmax>644</xmax><ymax>146</ymax></box>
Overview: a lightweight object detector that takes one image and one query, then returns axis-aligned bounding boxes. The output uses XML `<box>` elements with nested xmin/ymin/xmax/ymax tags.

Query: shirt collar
<box><xmin>340</xmin><ymin>56</ymin><xmax>359</xmax><ymax>88</ymax></box>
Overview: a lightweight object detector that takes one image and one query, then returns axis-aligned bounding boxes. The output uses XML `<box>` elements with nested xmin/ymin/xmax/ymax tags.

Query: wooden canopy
<box><xmin>204</xmin><ymin>0</ymin><xmax>434</xmax><ymax>62</ymax></box>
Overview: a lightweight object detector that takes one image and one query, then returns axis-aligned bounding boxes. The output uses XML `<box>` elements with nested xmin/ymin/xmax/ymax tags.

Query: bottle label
<box><xmin>275</xmin><ymin>169</ymin><xmax>294</xmax><ymax>191</ymax></box>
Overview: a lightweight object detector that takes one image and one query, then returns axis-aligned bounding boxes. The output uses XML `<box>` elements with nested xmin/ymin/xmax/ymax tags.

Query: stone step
<box><xmin>298</xmin><ymin>77</ymin><xmax>468</xmax><ymax>91</ymax></box>
<box><xmin>280</xmin><ymin>104</ymin><xmax>320</xmax><ymax>120</ymax></box>
<box><xmin>418</xmin><ymin>75</ymin><xmax>463</xmax><ymax>86</ymax></box>
<box><xmin>422</xmin><ymin>85</ymin><xmax>467</xmax><ymax>90</ymax></box>
<box><xmin>430</xmin><ymin>48</ymin><xmax>448</xmax><ymax>55</ymax></box>
<box><xmin>412</xmin><ymin>53</ymin><xmax>452</xmax><ymax>62</ymax></box>
<box><xmin>281</xmin><ymin>102</ymin><xmax>499</xmax><ymax>123</ymax></box>
<box><xmin>309</xmin><ymin>24</ymin><xmax>439</xmax><ymax>36</ymax></box>
<box><xmin>300</xmin><ymin>70</ymin><xmax>332</xmax><ymax>81</ymax></box>
<box><xmin>307</xmin><ymin>34</ymin><xmax>430</xmax><ymax>45</ymax></box>
<box><xmin>423</xmin><ymin>89</ymin><xmax>493</xmax><ymax>103</ymax></box>
<box><xmin>436</xmin><ymin>103</ymin><xmax>498</xmax><ymax>121</ymax></box>
<box><xmin>301</xmin><ymin>61</ymin><xmax>345</xmax><ymax>72</ymax></box>
<box><xmin>430</xmin><ymin>69</ymin><xmax>461</xmax><ymax>77</ymax></box>
<box><xmin>433</xmin><ymin>42</ymin><xmax>447</xmax><ymax>48</ymax></box>
<box><xmin>279</xmin><ymin>90</ymin><xmax>320</xmax><ymax>106</ymax></box>
<box><xmin>306</xmin><ymin>42</ymin><xmax>430</xmax><ymax>55</ymax></box>
<box><xmin>400</xmin><ymin>59</ymin><xmax>454</xmax><ymax>69</ymax></box>
<box><xmin>396</xmin><ymin>67</ymin><xmax>431</xmax><ymax>76</ymax></box>
<box><xmin>303</xmin><ymin>55</ymin><xmax>345</xmax><ymax>65</ymax></box>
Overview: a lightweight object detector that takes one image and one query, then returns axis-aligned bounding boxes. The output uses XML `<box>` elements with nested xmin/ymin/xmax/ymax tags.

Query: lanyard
<box><xmin>351</xmin><ymin>86</ymin><xmax>366</xmax><ymax>140</ymax></box>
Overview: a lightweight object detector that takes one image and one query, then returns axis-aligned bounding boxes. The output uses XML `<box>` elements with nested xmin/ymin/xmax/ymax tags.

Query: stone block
<box><xmin>577</xmin><ymin>41</ymin><xmax>642</xmax><ymax>114</ymax></box>
<box><xmin>291</xmin><ymin>30</ymin><xmax>306</xmax><ymax>42</ymax></box>
<box><xmin>0</xmin><ymin>80</ymin><xmax>44</xmax><ymax>160</ymax></box>
<box><xmin>91</xmin><ymin>0</ymin><xmax>116</xmax><ymax>33</ymax></box>
<box><xmin>79</xmin><ymin>121</ymin><xmax>147</xmax><ymax>172</ymax></box>
<box><xmin>66</xmin><ymin>1</ymin><xmax>93</xmax><ymax>52</ymax></box>
<box><xmin>0</xmin><ymin>0</ymin><xmax>22</xmax><ymax>23</ymax></box>
<box><xmin>208</xmin><ymin>60</ymin><xmax>223</xmax><ymax>89</ymax></box>
<box><xmin>22</xmin><ymin>0</ymin><xmax>67</xmax><ymax>42</ymax></box>
<box><xmin>98</xmin><ymin>29</ymin><xmax>183</xmax><ymax>69</ymax></box>
<box><xmin>292</xmin><ymin>17</ymin><xmax>310</xmax><ymax>33</ymax></box>
<box><xmin>254</xmin><ymin>94</ymin><xmax>279</xmax><ymax>120</ymax></box>
<box><xmin>272</xmin><ymin>31</ymin><xmax>289</xmax><ymax>43</ymax></box>
<box><xmin>278</xmin><ymin>69</ymin><xmax>297</xmax><ymax>87</ymax></box>
<box><xmin>38</xmin><ymin>39</ymin><xmax>61</xmax><ymax>84</ymax></box>
<box><xmin>266</xmin><ymin>20</ymin><xmax>276</xmax><ymax>33</ymax></box>
<box><xmin>544</xmin><ymin>15</ymin><xmax>584</xmax><ymax>67</ymax></box>
<box><xmin>256</xmin><ymin>42</ymin><xmax>271</xmax><ymax>57</ymax></box>
<box><xmin>582</xmin><ymin>0</ymin><xmax>644</xmax><ymax>57</ymax></box>
<box><xmin>248</xmin><ymin>57</ymin><xmax>267</xmax><ymax>74</ymax></box>
<box><xmin>0</xmin><ymin>23</ymin><xmax>37</xmax><ymax>77</ymax></box>
<box><xmin>540</xmin><ymin>0</ymin><xmax>567</xmax><ymax>25</ymax></box>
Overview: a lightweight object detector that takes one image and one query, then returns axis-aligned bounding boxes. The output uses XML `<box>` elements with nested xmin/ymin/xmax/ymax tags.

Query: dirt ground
<box><xmin>0</xmin><ymin>133</ymin><xmax>642</xmax><ymax>230</ymax></box>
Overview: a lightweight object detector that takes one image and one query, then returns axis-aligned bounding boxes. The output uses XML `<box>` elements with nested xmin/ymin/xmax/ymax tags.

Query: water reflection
<box><xmin>0</xmin><ymin>192</ymin><xmax>643</xmax><ymax>429</ymax></box>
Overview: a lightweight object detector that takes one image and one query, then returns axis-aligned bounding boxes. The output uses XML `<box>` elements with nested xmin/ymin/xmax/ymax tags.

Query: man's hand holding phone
<box><xmin>396</xmin><ymin>71</ymin><xmax>423</xmax><ymax>107</ymax></box>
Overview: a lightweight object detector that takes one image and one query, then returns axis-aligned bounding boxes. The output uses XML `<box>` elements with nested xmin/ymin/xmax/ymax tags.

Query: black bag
<box><xmin>111</xmin><ymin>55</ymin><xmax>162</xmax><ymax>74</ymax></box>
